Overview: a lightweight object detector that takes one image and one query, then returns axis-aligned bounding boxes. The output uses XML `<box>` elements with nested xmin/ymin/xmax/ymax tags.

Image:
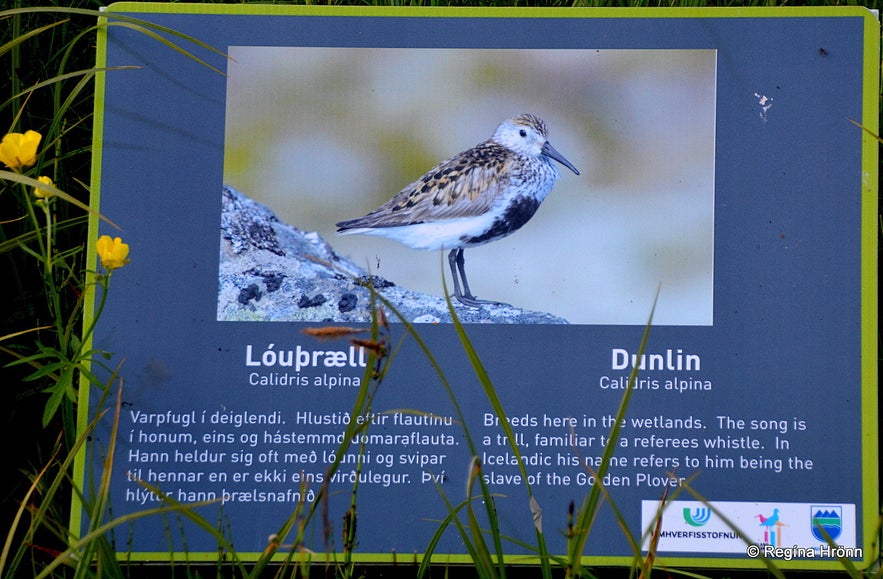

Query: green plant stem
<box><xmin>36</xmin><ymin>200</ymin><xmax>55</xmax><ymax>292</ymax></box>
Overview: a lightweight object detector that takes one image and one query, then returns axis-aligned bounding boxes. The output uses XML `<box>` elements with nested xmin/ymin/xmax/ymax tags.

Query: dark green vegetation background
<box><xmin>1</xmin><ymin>1</ymin><xmax>879</xmax><ymax>576</ymax></box>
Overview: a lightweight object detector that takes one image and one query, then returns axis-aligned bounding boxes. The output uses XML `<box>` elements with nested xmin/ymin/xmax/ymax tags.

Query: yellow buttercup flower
<box><xmin>96</xmin><ymin>235</ymin><xmax>130</xmax><ymax>271</ymax></box>
<box><xmin>0</xmin><ymin>130</ymin><xmax>42</xmax><ymax>170</ymax></box>
<box><xmin>34</xmin><ymin>175</ymin><xmax>55</xmax><ymax>199</ymax></box>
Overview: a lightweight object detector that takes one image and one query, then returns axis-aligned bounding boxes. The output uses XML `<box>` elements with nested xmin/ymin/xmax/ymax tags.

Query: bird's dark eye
<box><xmin>519</xmin><ymin>129</ymin><xmax>527</xmax><ymax>138</ymax></box>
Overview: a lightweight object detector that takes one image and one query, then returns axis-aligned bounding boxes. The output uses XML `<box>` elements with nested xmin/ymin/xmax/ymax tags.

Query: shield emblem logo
<box><xmin>811</xmin><ymin>505</ymin><xmax>842</xmax><ymax>542</ymax></box>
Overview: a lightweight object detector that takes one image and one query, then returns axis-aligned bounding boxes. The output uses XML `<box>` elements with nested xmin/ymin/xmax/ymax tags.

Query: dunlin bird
<box><xmin>336</xmin><ymin>113</ymin><xmax>579</xmax><ymax>307</ymax></box>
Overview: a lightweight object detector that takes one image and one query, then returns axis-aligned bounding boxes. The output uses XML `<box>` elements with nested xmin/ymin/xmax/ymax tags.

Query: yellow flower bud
<box><xmin>0</xmin><ymin>130</ymin><xmax>42</xmax><ymax>170</ymax></box>
<box><xmin>34</xmin><ymin>175</ymin><xmax>55</xmax><ymax>199</ymax></box>
<box><xmin>96</xmin><ymin>235</ymin><xmax>130</xmax><ymax>271</ymax></box>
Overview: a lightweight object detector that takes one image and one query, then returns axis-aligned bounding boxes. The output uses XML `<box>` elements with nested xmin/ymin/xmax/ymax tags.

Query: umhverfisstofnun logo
<box><xmin>642</xmin><ymin>501</ymin><xmax>859</xmax><ymax>557</ymax></box>
<box><xmin>670</xmin><ymin>506</ymin><xmax>737</xmax><ymax>540</ymax></box>
<box><xmin>683</xmin><ymin>506</ymin><xmax>712</xmax><ymax>527</ymax></box>
<box><xmin>642</xmin><ymin>501</ymin><xmax>742</xmax><ymax>551</ymax></box>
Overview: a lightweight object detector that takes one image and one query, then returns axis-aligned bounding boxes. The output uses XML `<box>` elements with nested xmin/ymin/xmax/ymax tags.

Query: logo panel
<box><xmin>811</xmin><ymin>505</ymin><xmax>843</xmax><ymax>542</ymax></box>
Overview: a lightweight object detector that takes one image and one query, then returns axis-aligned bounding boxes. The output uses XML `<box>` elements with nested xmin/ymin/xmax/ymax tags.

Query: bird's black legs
<box><xmin>448</xmin><ymin>248</ymin><xmax>472</xmax><ymax>302</ymax></box>
<box><xmin>447</xmin><ymin>248</ymin><xmax>509</xmax><ymax>307</ymax></box>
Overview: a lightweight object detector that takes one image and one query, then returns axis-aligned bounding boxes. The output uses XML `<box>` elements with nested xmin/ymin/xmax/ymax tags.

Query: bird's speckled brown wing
<box><xmin>337</xmin><ymin>142</ymin><xmax>516</xmax><ymax>230</ymax></box>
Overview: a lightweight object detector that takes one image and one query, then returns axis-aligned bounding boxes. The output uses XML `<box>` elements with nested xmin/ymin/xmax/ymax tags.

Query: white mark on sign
<box><xmin>754</xmin><ymin>92</ymin><xmax>774</xmax><ymax>123</ymax></box>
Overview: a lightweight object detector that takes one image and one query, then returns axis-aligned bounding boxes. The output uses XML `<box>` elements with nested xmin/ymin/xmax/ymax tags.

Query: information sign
<box><xmin>77</xmin><ymin>4</ymin><xmax>878</xmax><ymax>570</ymax></box>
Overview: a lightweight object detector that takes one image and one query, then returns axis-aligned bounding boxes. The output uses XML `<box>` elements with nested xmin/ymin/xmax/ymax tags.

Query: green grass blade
<box><xmin>568</xmin><ymin>286</ymin><xmax>659</xmax><ymax>575</ymax></box>
<box><xmin>443</xmin><ymin>279</ymin><xmax>549</xmax><ymax>577</ymax></box>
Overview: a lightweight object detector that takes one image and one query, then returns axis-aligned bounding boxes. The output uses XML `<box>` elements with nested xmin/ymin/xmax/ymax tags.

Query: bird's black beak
<box><xmin>542</xmin><ymin>141</ymin><xmax>580</xmax><ymax>175</ymax></box>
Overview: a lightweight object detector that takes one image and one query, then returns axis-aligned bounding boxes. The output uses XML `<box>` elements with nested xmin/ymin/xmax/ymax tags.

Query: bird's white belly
<box><xmin>340</xmin><ymin>211</ymin><xmax>501</xmax><ymax>251</ymax></box>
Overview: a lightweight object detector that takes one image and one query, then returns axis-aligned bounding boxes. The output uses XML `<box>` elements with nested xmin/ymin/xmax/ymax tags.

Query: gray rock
<box><xmin>218</xmin><ymin>186</ymin><xmax>568</xmax><ymax>324</ymax></box>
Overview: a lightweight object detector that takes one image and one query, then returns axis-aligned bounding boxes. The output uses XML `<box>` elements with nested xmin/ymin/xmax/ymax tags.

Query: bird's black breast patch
<box><xmin>460</xmin><ymin>195</ymin><xmax>541</xmax><ymax>245</ymax></box>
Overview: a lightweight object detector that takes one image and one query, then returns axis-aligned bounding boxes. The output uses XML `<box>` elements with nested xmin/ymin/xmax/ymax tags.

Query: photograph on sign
<box><xmin>219</xmin><ymin>47</ymin><xmax>715</xmax><ymax>325</ymax></box>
